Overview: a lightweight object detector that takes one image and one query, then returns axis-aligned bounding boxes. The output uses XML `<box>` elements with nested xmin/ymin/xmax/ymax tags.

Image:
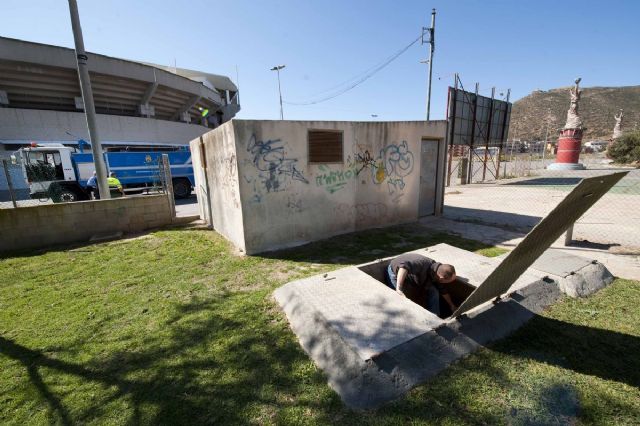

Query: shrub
<box><xmin>607</xmin><ymin>131</ymin><xmax>640</xmax><ymax>165</ymax></box>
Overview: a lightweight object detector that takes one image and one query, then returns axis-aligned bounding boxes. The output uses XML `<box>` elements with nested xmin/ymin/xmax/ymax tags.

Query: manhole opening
<box><xmin>358</xmin><ymin>259</ymin><xmax>475</xmax><ymax>318</ymax></box>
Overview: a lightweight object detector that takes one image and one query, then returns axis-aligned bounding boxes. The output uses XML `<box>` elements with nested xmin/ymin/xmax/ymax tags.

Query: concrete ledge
<box><xmin>0</xmin><ymin>194</ymin><xmax>173</xmax><ymax>253</ymax></box>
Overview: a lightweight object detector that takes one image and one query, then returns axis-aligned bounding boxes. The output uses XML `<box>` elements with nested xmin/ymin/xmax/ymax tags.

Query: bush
<box><xmin>608</xmin><ymin>131</ymin><xmax>640</xmax><ymax>165</ymax></box>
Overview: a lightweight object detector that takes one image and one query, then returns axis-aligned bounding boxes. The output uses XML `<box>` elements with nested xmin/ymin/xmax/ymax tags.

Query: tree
<box><xmin>607</xmin><ymin>131</ymin><xmax>640</xmax><ymax>165</ymax></box>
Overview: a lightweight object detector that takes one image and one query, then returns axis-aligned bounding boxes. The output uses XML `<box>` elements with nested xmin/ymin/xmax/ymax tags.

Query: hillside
<box><xmin>509</xmin><ymin>85</ymin><xmax>640</xmax><ymax>141</ymax></box>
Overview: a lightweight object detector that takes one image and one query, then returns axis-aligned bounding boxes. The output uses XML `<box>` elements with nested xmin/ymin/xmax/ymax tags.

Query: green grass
<box><xmin>1</xmin><ymin>227</ymin><xmax>638</xmax><ymax>425</ymax></box>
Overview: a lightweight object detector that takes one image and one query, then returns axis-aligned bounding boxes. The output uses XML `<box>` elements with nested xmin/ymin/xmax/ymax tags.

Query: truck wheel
<box><xmin>51</xmin><ymin>186</ymin><xmax>80</xmax><ymax>203</ymax></box>
<box><xmin>172</xmin><ymin>178</ymin><xmax>191</xmax><ymax>199</ymax></box>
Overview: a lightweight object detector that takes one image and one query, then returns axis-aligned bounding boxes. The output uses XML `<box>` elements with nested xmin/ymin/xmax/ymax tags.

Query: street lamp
<box><xmin>270</xmin><ymin>65</ymin><xmax>286</xmax><ymax>120</ymax></box>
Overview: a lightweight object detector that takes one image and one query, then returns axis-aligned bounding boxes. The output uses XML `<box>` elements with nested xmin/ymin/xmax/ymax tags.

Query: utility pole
<box><xmin>68</xmin><ymin>0</ymin><xmax>110</xmax><ymax>199</ymax></box>
<box><xmin>270</xmin><ymin>65</ymin><xmax>286</xmax><ymax>120</ymax></box>
<box><xmin>422</xmin><ymin>8</ymin><xmax>436</xmax><ymax>121</ymax></box>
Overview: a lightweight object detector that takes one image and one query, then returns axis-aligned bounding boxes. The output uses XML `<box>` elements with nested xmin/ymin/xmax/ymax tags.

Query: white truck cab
<box><xmin>18</xmin><ymin>144</ymin><xmax>82</xmax><ymax>201</ymax></box>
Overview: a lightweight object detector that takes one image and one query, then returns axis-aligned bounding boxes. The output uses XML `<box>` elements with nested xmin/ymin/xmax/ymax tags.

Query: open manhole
<box><xmin>357</xmin><ymin>258</ymin><xmax>475</xmax><ymax>318</ymax></box>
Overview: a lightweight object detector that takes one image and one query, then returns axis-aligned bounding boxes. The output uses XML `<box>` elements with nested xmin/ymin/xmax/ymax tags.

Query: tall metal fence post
<box><xmin>2</xmin><ymin>159</ymin><xmax>18</xmax><ymax>208</ymax></box>
<box><xmin>459</xmin><ymin>157</ymin><xmax>469</xmax><ymax>185</ymax></box>
<box><xmin>161</xmin><ymin>154</ymin><xmax>176</xmax><ymax>220</ymax></box>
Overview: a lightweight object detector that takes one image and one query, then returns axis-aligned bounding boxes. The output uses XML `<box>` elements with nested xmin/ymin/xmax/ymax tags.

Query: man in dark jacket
<box><xmin>386</xmin><ymin>253</ymin><xmax>457</xmax><ymax>316</ymax></box>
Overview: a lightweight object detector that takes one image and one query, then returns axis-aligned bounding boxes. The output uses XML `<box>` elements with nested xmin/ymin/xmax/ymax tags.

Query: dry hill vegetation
<box><xmin>510</xmin><ymin>86</ymin><xmax>640</xmax><ymax>141</ymax></box>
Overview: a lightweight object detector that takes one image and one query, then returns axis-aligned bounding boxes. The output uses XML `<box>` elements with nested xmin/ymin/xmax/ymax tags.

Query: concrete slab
<box><xmin>530</xmin><ymin>250</ymin><xmax>594</xmax><ymax>278</ymax></box>
<box><xmin>503</xmin><ymin>249</ymin><xmax>615</xmax><ymax>297</ymax></box>
<box><xmin>274</xmin><ymin>266</ymin><xmax>444</xmax><ymax>361</ymax></box>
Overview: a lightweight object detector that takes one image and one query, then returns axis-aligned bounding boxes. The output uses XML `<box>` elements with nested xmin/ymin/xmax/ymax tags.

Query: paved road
<box><xmin>175</xmin><ymin>195</ymin><xmax>200</xmax><ymax>218</ymax></box>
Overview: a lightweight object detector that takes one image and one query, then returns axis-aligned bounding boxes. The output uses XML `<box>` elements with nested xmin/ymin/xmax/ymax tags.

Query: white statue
<box><xmin>612</xmin><ymin>109</ymin><xmax>624</xmax><ymax>140</ymax></box>
<box><xmin>564</xmin><ymin>78</ymin><xmax>583</xmax><ymax>129</ymax></box>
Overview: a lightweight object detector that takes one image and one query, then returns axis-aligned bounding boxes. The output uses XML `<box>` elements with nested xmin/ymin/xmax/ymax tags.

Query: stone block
<box><xmin>557</xmin><ymin>262</ymin><xmax>614</xmax><ymax>297</ymax></box>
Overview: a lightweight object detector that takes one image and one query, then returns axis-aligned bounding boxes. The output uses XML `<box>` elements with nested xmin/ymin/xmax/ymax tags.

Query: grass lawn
<box><xmin>1</xmin><ymin>225</ymin><xmax>638</xmax><ymax>425</ymax></box>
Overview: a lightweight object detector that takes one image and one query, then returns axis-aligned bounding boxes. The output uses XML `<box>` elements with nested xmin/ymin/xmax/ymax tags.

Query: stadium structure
<box><xmin>0</xmin><ymin>36</ymin><xmax>240</xmax><ymax>153</ymax></box>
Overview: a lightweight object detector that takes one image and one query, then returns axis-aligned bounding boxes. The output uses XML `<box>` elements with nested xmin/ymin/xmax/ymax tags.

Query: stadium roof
<box><xmin>0</xmin><ymin>37</ymin><xmax>239</xmax><ymax>124</ymax></box>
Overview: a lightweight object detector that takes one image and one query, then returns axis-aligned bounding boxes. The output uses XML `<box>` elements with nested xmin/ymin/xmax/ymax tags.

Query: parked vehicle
<box><xmin>14</xmin><ymin>144</ymin><xmax>194</xmax><ymax>202</ymax></box>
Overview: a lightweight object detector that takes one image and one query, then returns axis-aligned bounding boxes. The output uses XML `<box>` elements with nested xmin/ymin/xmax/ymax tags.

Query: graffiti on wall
<box><xmin>244</xmin><ymin>134</ymin><xmax>308</xmax><ymax>202</ymax></box>
<box><xmin>346</xmin><ymin>149</ymin><xmax>376</xmax><ymax>177</ymax></box>
<box><xmin>212</xmin><ymin>153</ymin><xmax>240</xmax><ymax>208</ymax></box>
<box><xmin>315</xmin><ymin>141</ymin><xmax>415</xmax><ymax>197</ymax></box>
<box><xmin>370</xmin><ymin>141</ymin><xmax>415</xmax><ymax>195</ymax></box>
<box><xmin>315</xmin><ymin>164</ymin><xmax>358</xmax><ymax>194</ymax></box>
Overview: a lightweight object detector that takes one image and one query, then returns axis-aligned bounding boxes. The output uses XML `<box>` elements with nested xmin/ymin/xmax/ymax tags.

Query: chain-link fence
<box><xmin>1</xmin><ymin>153</ymin><xmax>172</xmax><ymax>209</ymax></box>
<box><xmin>444</xmin><ymin>144</ymin><xmax>640</xmax><ymax>253</ymax></box>
<box><xmin>0</xmin><ymin>155</ymin><xmax>49</xmax><ymax>208</ymax></box>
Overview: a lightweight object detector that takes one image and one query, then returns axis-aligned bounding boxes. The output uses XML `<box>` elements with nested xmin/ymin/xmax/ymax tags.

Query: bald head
<box><xmin>436</xmin><ymin>264</ymin><xmax>456</xmax><ymax>284</ymax></box>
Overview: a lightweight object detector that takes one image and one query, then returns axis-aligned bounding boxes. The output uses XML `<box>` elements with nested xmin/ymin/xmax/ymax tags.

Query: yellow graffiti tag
<box><xmin>375</xmin><ymin>165</ymin><xmax>386</xmax><ymax>183</ymax></box>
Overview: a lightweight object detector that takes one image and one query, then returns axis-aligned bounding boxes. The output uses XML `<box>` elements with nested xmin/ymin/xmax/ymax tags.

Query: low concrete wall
<box><xmin>0</xmin><ymin>194</ymin><xmax>172</xmax><ymax>253</ymax></box>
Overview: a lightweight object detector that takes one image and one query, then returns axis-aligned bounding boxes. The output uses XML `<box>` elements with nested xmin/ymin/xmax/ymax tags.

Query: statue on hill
<box><xmin>564</xmin><ymin>78</ymin><xmax>583</xmax><ymax>129</ymax></box>
<box><xmin>612</xmin><ymin>109</ymin><xmax>624</xmax><ymax>140</ymax></box>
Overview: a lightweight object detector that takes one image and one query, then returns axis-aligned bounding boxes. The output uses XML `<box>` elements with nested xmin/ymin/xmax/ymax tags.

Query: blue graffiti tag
<box><xmin>244</xmin><ymin>134</ymin><xmax>308</xmax><ymax>202</ymax></box>
<box><xmin>247</xmin><ymin>134</ymin><xmax>309</xmax><ymax>186</ymax></box>
<box><xmin>371</xmin><ymin>141</ymin><xmax>414</xmax><ymax>194</ymax></box>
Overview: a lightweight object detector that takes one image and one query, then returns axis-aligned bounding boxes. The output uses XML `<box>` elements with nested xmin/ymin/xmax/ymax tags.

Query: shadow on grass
<box><xmin>0</xmin><ymin>292</ymin><xmax>340</xmax><ymax>424</ymax></box>
<box><xmin>2</xmin><ymin>293</ymin><xmax>639</xmax><ymax>424</ymax></box>
<box><xmin>364</xmin><ymin>305</ymin><xmax>639</xmax><ymax>422</ymax></box>
<box><xmin>255</xmin><ymin>223</ymin><xmax>499</xmax><ymax>266</ymax></box>
<box><xmin>493</xmin><ymin>314</ymin><xmax>640</xmax><ymax>389</ymax></box>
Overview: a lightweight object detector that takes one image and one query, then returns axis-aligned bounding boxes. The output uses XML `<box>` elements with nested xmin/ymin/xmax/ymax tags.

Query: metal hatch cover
<box><xmin>452</xmin><ymin>171</ymin><xmax>629</xmax><ymax>317</ymax></box>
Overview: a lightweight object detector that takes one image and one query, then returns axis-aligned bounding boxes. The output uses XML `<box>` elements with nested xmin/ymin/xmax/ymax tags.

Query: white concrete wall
<box><xmin>191</xmin><ymin>121</ymin><xmax>246</xmax><ymax>251</ymax></box>
<box><xmin>194</xmin><ymin>119</ymin><xmax>447</xmax><ymax>254</ymax></box>
<box><xmin>0</xmin><ymin>108</ymin><xmax>209</xmax><ymax>146</ymax></box>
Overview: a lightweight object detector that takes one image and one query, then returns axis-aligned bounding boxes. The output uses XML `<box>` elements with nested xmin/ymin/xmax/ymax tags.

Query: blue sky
<box><xmin>3</xmin><ymin>0</ymin><xmax>639</xmax><ymax>121</ymax></box>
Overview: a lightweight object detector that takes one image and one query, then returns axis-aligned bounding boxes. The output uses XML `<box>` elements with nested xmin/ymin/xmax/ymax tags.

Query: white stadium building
<box><xmin>0</xmin><ymin>36</ymin><xmax>240</xmax><ymax>153</ymax></box>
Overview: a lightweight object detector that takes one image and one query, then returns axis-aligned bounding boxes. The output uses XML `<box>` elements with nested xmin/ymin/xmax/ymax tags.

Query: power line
<box><xmin>283</xmin><ymin>34</ymin><xmax>422</xmax><ymax>106</ymax></box>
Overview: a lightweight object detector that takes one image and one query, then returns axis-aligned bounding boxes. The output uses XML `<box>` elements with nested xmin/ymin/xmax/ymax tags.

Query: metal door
<box><xmin>418</xmin><ymin>139</ymin><xmax>439</xmax><ymax>216</ymax></box>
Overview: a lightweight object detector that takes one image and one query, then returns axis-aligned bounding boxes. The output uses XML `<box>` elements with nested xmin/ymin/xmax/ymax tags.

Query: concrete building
<box><xmin>0</xmin><ymin>36</ymin><xmax>239</xmax><ymax>152</ymax></box>
<box><xmin>191</xmin><ymin>119</ymin><xmax>448</xmax><ymax>254</ymax></box>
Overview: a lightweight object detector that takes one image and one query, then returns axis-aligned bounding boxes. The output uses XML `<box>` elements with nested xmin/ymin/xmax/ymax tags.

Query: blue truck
<box><xmin>15</xmin><ymin>144</ymin><xmax>195</xmax><ymax>202</ymax></box>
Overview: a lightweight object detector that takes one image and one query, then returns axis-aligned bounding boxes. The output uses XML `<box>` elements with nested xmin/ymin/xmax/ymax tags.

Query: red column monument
<box><xmin>548</xmin><ymin>78</ymin><xmax>586</xmax><ymax>170</ymax></box>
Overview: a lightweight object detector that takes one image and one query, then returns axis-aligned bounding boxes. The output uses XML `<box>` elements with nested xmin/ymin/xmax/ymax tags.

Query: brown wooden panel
<box><xmin>308</xmin><ymin>130</ymin><xmax>343</xmax><ymax>163</ymax></box>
